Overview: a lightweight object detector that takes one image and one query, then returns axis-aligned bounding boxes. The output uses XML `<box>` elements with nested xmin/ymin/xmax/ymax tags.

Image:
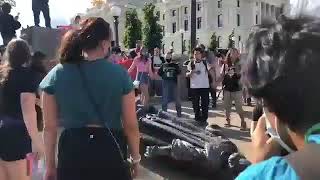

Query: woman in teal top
<box><xmin>40</xmin><ymin>18</ymin><xmax>140</xmax><ymax>180</ymax></box>
<box><xmin>238</xmin><ymin>15</ymin><xmax>320</xmax><ymax>179</ymax></box>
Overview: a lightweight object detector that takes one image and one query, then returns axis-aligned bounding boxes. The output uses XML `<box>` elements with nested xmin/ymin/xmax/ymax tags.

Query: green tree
<box><xmin>123</xmin><ymin>9</ymin><xmax>142</xmax><ymax>49</ymax></box>
<box><xmin>0</xmin><ymin>0</ymin><xmax>16</xmax><ymax>6</ymax></box>
<box><xmin>142</xmin><ymin>3</ymin><xmax>163</xmax><ymax>51</ymax></box>
<box><xmin>208</xmin><ymin>32</ymin><xmax>218</xmax><ymax>52</ymax></box>
<box><xmin>228</xmin><ymin>29</ymin><xmax>235</xmax><ymax>48</ymax></box>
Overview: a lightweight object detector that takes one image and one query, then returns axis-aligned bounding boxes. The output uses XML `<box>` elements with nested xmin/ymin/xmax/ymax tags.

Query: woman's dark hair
<box><xmin>0</xmin><ymin>39</ymin><xmax>31</xmax><ymax>83</ymax></box>
<box><xmin>1</xmin><ymin>3</ymin><xmax>11</xmax><ymax>14</ymax></box>
<box><xmin>31</xmin><ymin>51</ymin><xmax>47</xmax><ymax>74</ymax></box>
<box><xmin>129</xmin><ymin>50</ymin><xmax>137</xmax><ymax>59</ymax></box>
<box><xmin>59</xmin><ymin>17</ymin><xmax>111</xmax><ymax>64</ymax></box>
<box><xmin>193</xmin><ymin>47</ymin><xmax>203</xmax><ymax>54</ymax></box>
<box><xmin>112</xmin><ymin>46</ymin><xmax>121</xmax><ymax>54</ymax></box>
<box><xmin>242</xmin><ymin>15</ymin><xmax>320</xmax><ymax>134</ymax></box>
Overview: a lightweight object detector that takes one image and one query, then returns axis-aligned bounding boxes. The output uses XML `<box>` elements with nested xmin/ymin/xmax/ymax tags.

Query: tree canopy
<box><xmin>0</xmin><ymin>0</ymin><xmax>16</xmax><ymax>6</ymax></box>
<box><xmin>123</xmin><ymin>9</ymin><xmax>142</xmax><ymax>49</ymax></box>
<box><xmin>208</xmin><ymin>32</ymin><xmax>218</xmax><ymax>52</ymax></box>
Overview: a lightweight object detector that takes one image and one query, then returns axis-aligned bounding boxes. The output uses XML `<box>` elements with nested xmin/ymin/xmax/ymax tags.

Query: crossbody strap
<box><xmin>76</xmin><ymin>62</ymin><xmax>125</xmax><ymax>160</ymax></box>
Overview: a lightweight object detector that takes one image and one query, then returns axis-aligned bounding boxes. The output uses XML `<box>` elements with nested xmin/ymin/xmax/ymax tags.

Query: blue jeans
<box><xmin>162</xmin><ymin>80</ymin><xmax>182</xmax><ymax>117</ymax></box>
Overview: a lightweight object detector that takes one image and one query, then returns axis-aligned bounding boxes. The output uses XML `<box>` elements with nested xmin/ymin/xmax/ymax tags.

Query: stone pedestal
<box><xmin>20</xmin><ymin>26</ymin><xmax>63</xmax><ymax>60</ymax></box>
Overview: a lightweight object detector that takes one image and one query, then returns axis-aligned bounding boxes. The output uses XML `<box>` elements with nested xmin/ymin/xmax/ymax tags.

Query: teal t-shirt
<box><xmin>236</xmin><ymin>135</ymin><xmax>320</xmax><ymax>180</ymax></box>
<box><xmin>39</xmin><ymin>59</ymin><xmax>133</xmax><ymax>130</ymax></box>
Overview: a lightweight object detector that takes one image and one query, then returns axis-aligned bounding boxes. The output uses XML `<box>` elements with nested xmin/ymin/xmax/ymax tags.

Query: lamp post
<box><xmin>190</xmin><ymin>0</ymin><xmax>197</xmax><ymax>51</ymax></box>
<box><xmin>179</xmin><ymin>29</ymin><xmax>184</xmax><ymax>54</ymax></box>
<box><xmin>111</xmin><ymin>6</ymin><xmax>121</xmax><ymax>47</ymax></box>
<box><xmin>231</xmin><ymin>36</ymin><xmax>236</xmax><ymax>48</ymax></box>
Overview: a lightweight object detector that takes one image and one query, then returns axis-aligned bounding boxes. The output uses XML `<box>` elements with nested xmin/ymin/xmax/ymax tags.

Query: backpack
<box><xmin>285</xmin><ymin>144</ymin><xmax>320</xmax><ymax>179</ymax></box>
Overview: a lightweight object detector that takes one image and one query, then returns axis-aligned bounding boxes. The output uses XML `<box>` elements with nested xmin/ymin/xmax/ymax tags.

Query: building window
<box><xmin>156</xmin><ymin>11</ymin><xmax>160</xmax><ymax>21</ymax></box>
<box><xmin>197</xmin><ymin>3</ymin><xmax>201</xmax><ymax>11</ymax></box>
<box><xmin>184</xmin><ymin>20</ymin><xmax>189</xmax><ymax>31</ymax></box>
<box><xmin>162</xmin><ymin>26</ymin><xmax>165</xmax><ymax>36</ymax></box>
<box><xmin>184</xmin><ymin>7</ymin><xmax>188</xmax><ymax>14</ymax></box>
<box><xmin>218</xmin><ymin>36</ymin><xmax>222</xmax><ymax>48</ymax></box>
<box><xmin>172</xmin><ymin>10</ymin><xmax>176</xmax><ymax>17</ymax></box>
<box><xmin>218</xmin><ymin>14</ymin><xmax>223</xmax><ymax>27</ymax></box>
<box><xmin>172</xmin><ymin>22</ymin><xmax>177</xmax><ymax>33</ymax></box>
<box><xmin>162</xmin><ymin>44</ymin><xmax>165</xmax><ymax>54</ymax></box>
<box><xmin>218</xmin><ymin>0</ymin><xmax>222</xmax><ymax>8</ymax></box>
<box><xmin>237</xmin><ymin>0</ymin><xmax>240</xmax><ymax>7</ymax></box>
<box><xmin>238</xmin><ymin>36</ymin><xmax>241</xmax><ymax>42</ymax></box>
<box><xmin>256</xmin><ymin>2</ymin><xmax>259</xmax><ymax>6</ymax></box>
<box><xmin>163</xmin><ymin>14</ymin><xmax>165</xmax><ymax>20</ymax></box>
<box><xmin>197</xmin><ymin>17</ymin><xmax>202</xmax><ymax>29</ymax></box>
<box><xmin>256</xmin><ymin>14</ymin><xmax>258</xmax><ymax>24</ymax></box>
<box><xmin>237</xmin><ymin>14</ymin><xmax>240</xmax><ymax>26</ymax></box>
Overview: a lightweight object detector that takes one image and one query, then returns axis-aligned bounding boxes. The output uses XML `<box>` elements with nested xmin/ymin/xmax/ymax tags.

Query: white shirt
<box><xmin>153</xmin><ymin>56</ymin><xmax>163</xmax><ymax>70</ymax></box>
<box><xmin>190</xmin><ymin>62</ymin><xmax>210</xmax><ymax>89</ymax></box>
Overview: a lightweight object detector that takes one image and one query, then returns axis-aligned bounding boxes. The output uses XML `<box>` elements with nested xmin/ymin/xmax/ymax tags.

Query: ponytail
<box><xmin>59</xmin><ymin>30</ymin><xmax>84</xmax><ymax>64</ymax></box>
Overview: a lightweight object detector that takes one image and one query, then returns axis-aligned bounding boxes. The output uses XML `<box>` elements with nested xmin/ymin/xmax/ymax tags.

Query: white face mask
<box><xmin>263</xmin><ymin>107</ymin><xmax>294</xmax><ymax>153</ymax></box>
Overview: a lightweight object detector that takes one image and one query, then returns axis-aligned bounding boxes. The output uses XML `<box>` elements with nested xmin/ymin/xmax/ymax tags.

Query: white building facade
<box><xmin>156</xmin><ymin>0</ymin><xmax>289</xmax><ymax>54</ymax></box>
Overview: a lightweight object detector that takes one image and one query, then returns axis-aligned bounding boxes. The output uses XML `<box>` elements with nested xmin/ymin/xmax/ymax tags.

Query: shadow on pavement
<box><xmin>220</xmin><ymin>127</ymin><xmax>251</xmax><ymax>142</ymax></box>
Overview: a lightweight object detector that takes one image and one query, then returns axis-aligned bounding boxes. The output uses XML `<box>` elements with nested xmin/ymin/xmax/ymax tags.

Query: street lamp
<box><xmin>231</xmin><ymin>36</ymin><xmax>236</xmax><ymax>48</ymax></box>
<box><xmin>179</xmin><ymin>29</ymin><xmax>185</xmax><ymax>54</ymax></box>
<box><xmin>111</xmin><ymin>5</ymin><xmax>121</xmax><ymax>47</ymax></box>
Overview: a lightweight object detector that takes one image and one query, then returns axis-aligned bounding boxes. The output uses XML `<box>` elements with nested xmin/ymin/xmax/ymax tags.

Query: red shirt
<box><xmin>118</xmin><ymin>58</ymin><xmax>137</xmax><ymax>80</ymax></box>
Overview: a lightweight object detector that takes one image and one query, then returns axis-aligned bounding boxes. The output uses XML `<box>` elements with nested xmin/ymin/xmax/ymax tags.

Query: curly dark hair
<box><xmin>241</xmin><ymin>15</ymin><xmax>320</xmax><ymax>134</ymax></box>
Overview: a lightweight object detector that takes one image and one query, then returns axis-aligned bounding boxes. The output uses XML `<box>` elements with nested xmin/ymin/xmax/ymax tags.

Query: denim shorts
<box><xmin>136</xmin><ymin>72</ymin><xmax>149</xmax><ymax>85</ymax></box>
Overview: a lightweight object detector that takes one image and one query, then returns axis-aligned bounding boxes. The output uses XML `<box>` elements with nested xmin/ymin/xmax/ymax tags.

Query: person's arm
<box><xmin>122</xmin><ymin>91</ymin><xmax>140</xmax><ymax>177</ymax></box>
<box><xmin>158</xmin><ymin>65</ymin><xmax>164</xmax><ymax>77</ymax></box>
<box><xmin>128</xmin><ymin>59</ymin><xmax>137</xmax><ymax>73</ymax></box>
<box><xmin>42</xmin><ymin>92</ymin><xmax>58</xmax><ymax>170</ymax></box>
<box><xmin>186</xmin><ymin>63</ymin><xmax>195</xmax><ymax>77</ymax></box>
<box><xmin>21</xmin><ymin>93</ymin><xmax>44</xmax><ymax>154</ymax></box>
<box><xmin>148</xmin><ymin>60</ymin><xmax>154</xmax><ymax>79</ymax></box>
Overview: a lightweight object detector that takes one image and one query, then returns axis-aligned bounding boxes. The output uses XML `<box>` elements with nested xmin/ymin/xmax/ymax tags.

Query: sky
<box><xmin>0</xmin><ymin>0</ymin><xmax>319</xmax><ymax>44</ymax></box>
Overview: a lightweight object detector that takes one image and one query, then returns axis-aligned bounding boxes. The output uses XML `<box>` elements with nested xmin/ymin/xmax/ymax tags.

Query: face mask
<box><xmin>166</xmin><ymin>58</ymin><xmax>172</xmax><ymax>63</ymax></box>
<box><xmin>263</xmin><ymin>107</ymin><xmax>294</xmax><ymax>153</ymax></box>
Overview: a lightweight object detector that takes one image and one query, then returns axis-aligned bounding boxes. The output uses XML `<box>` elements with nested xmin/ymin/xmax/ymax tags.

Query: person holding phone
<box><xmin>186</xmin><ymin>47</ymin><xmax>211</xmax><ymax>125</ymax></box>
<box><xmin>237</xmin><ymin>15</ymin><xmax>320</xmax><ymax>180</ymax></box>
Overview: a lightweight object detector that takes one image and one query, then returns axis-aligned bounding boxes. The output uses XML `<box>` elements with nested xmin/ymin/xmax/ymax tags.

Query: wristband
<box><xmin>130</xmin><ymin>155</ymin><xmax>141</xmax><ymax>164</ymax></box>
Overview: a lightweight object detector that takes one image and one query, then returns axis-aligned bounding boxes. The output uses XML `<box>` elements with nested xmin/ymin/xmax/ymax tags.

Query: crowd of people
<box><xmin>0</xmin><ymin>1</ymin><xmax>320</xmax><ymax>180</ymax></box>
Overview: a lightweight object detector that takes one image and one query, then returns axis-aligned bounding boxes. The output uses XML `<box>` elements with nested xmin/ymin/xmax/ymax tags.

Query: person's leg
<box><xmin>41</xmin><ymin>4</ymin><xmax>51</xmax><ymax>28</ymax></box>
<box><xmin>234</xmin><ymin>91</ymin><xmax>247</xmax><ymax>130</ymax></box>
<box><xmin>224</xmin><ymin>91</ymin><xmax>232</xmax><ymax>126</ymax></box>
<box><xmin>0</xmin><ymin>160</ymin><xmax>8</xmax><ymax>180</ymax></box>
<box><xmin>173</xmin><ymin>82</ymin><xmax>182</xmax><ymax>117</ymax></box>
<box><xmin>191</xmin><ymin>89</ymin><xmax>201</xmax><ymax>121</ymax></box>
<box><xmin>33</xmin><ymin>9</ymin><xmax>41</xmax><ymax>27</ymax></box>
<box><xmin>140</xmin><ymin>84</ymin><xmax>149</xmax><ymax>107</ymax></box>
<box><xmin>200</xmin><ymin>88</ymin><xmax>210</xmax><ymax>122</ymax></box>
<box><xmin>5</xmin><ymin>159</ymin><xmax>30</xmax><ymax>180</ymax></box>
<box><xmin>161</xmin><ymin>80</ymin><xmax>169</xmax><ymax>112</ymax></box>
<box><xmin>210</xmin><ymin>87</ymin><xmax>217</xmax><ymax>108</ymax></box>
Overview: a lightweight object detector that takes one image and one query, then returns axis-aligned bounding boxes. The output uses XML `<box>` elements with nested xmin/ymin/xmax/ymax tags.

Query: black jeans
<box><xmin>191</xmin><ymin>88</ymin><xmax>210</xmax><ymax>122</ymax></box>
<box><xmin>57</xmin><ymin>128</ymin><xmax>131</xmax><ymax>180</ymax></box>
<box><xmin>33</xmin><ymin>3</ymin><xmax>51</xmax><ymax>28</ymax></box>
<box><xmin>210</xmin><ymin>87</ymin><xmax>217</xmax><ymax>107</ymax></box>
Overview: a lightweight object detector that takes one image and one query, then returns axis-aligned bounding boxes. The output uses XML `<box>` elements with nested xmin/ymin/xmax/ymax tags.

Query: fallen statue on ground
<box><xmin>137</xmin><ymin>105</ymin><xmax>251</xmax><ymax>178</ymax></box>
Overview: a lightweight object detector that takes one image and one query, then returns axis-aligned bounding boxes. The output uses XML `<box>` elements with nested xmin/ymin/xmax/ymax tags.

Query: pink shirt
<box><xmin>133</xmin><ymin>56</ymin><xmax>150</xmax><ymax>73</ymax></box>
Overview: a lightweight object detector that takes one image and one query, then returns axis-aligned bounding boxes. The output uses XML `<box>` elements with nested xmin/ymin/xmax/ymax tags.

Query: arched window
<box><xmin>218</xmin><ymin>14</ymin><xmax>223</xmax><ymax>27</ymax></box>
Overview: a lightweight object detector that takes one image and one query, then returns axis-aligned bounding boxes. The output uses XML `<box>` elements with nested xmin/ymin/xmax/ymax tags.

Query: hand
<box><xmin>131</xmin><ymin>163</ymin><xmax>140</xmax><ymax>178</ymax></box>
<box><xmin>250</xmin><ymin>116</ymin><xmax>282</xmax><ymax>164</ymax></box>
<box><xmin>45</xmin><ymin>167</ymin><xmax>57</xmax><ymax>180</ymax></box>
